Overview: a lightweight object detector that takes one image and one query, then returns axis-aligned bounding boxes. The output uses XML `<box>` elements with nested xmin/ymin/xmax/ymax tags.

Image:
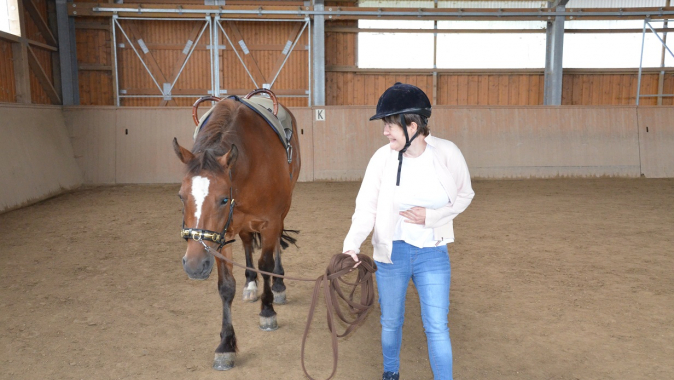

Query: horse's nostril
<box><xmin>182</xmin><ymin>257</ymin><xmax>187</xmax><ymax>266</ymax></box>
<box><xmin>203</xmin><ymin>260</ymin><xmax>210</xmax><ymax>271</ymax></box>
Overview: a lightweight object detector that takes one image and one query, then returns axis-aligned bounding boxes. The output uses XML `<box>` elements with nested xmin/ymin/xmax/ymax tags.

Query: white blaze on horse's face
<box><xmin>191</xmin><ymin>176</ymin><xmax>210</xmax><ymax>228</ymax></box>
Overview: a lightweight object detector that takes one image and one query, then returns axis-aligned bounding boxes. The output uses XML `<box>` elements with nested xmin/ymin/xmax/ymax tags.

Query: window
<box><xmin>358</xmin><ymin>20</ymin><xmax>435</xmax><ymax>69</ymax></box>
<box><xmin>0</xmin><ymin>0</ymin><xmax>21</xmax><ymax>36</ymax></box>
<box><xmin>563</xmin><ymin>20</ymin><xmax>671</xmax><ymax>68</ymax></box>
<box><xmin>357</xmin><ymin>2</ymin><xmax>673</xmax><ymax>69</ymax></box>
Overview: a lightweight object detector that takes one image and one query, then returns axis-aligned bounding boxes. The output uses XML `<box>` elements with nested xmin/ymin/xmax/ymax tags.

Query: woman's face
<box><xmin>383</xmin><ymin>122</ymin><xmax>416</xmax><ymax>151</ymax></box>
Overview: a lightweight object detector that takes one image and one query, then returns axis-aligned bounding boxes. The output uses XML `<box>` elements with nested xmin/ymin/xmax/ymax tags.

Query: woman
<box><xmin>343</xmin><ymin>83</ymin><xmax>474</xmax><ymax>380</ymax></box>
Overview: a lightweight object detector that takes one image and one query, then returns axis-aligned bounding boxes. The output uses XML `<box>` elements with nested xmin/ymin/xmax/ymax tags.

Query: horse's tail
<box><xmin>251</xmin><ymin>232</ymin><xmax>262</xmax><ymax>249</ymax></box>
<box><xmin>249</xmin><ymin>230</ymin><xmax>298</xmax><ymax>250</ymax></box>
<box><xmin>280</xmin><ymin>229</ymin><xmax>299</xmax><ymax>249</ymax></box>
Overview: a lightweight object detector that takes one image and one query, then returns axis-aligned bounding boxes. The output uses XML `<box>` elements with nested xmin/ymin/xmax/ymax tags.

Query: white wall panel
<box><xmin>0</xmin><ymin>104</ymin><xmax>83</xmax><ymax>213</ymax></box>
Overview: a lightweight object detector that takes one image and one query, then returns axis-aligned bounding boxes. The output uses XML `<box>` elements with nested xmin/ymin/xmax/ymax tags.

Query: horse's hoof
<box><xmin>213</xmin><ymin>352</ymin><xmax>235</xmax><ymax>371</ymax></box>
<box><xmin>272</xmin><ymin>290</ymin><xmax>286</xmax><ymax>305</ymax></box>
<box><xmin>259</xmin><ymin>315</ymin><xmax>278</xmax><ymax>331</ymax></box>
<box><xmin>242</xmin><ymin>288</ymin><xmax>258</xmax><ymax>302</ymax></box>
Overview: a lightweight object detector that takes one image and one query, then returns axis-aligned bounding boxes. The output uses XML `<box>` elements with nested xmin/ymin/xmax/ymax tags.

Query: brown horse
<box><xmin>173</xmin><ymin>92</ymin><xmax>300</xmax><ymax>370</ymax></box>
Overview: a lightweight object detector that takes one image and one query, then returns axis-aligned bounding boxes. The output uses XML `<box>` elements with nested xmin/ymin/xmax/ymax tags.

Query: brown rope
<box><xmin>199</xmin><ymin>241</ymin><xmax>377</xmax><ymax>380</ymax></box>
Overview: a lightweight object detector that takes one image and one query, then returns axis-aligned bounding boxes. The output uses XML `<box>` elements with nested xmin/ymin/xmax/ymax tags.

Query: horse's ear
<box><xmin>219</xmin><ymin>144</ymin><xmax>239</xmax><ymax>168</ymax></box>
<box><xmin>173</xmin><ymin>137</ymin><xmax>195</xmax><ymax>164</ymax></box>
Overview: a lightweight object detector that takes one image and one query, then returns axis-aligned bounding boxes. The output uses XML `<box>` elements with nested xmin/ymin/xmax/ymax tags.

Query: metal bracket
<box><xmin>163</xmin><ymin>83</ymin><xmax>172</xmax><ymax>101</ymax></box>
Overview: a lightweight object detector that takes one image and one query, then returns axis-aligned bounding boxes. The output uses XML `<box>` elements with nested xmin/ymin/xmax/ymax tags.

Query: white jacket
<box><xmin>343</xmin><ymin>134</ymin><xmax>475</xmax><ymax>263</ymax></box>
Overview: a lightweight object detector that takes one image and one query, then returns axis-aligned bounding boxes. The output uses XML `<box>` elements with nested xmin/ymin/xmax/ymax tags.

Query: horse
<box><xmin>172</xmin><ymin>90</ymin><xmax>301</xmax><ymax>370</ymax></box>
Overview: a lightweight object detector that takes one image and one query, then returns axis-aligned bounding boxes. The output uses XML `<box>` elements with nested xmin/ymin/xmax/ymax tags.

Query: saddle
<box><xmin>193</xmin><ymin>93</ymin><xmax>294</xmax><ymax>163</ymax></box>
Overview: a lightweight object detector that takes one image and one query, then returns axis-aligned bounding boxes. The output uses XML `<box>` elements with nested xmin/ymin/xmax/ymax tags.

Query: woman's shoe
<box><xmin>382</xmin><ymin>371</ymin><xmax>399</xmax><ymax>380</ymax></box>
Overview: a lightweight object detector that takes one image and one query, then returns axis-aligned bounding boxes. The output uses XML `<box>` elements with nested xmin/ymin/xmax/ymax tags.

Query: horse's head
<box><xmin>173</xmin><ymin>137</ymin><xmax>238</xmax><ymax>280</ymax></box>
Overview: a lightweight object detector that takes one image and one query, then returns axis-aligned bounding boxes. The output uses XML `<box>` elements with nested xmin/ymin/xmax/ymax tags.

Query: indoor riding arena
<box><xmin>1</xmin><ymin>1</ymin><xmax>673</xmax><ymax>380</ymax></box>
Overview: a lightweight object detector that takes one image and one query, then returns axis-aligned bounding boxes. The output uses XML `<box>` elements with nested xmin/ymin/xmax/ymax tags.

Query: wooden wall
<box><xmin>76</xmin><ymin>17</ymin><xmax>114</xmax><ymax>105</ymax></box>
<box><xmin>73</xmin><ymin>18</ymin><xmax>310</xmax><ymax>107</ymax></box>
<box><xmin>0</xmin><ymin>0</ymin><xmax>57</xmax><ymax>104</ymax></box>
<box><xmin>325</xmin><ymin>71</ymin><xmax>673</xmax><ymax>106</ymax></box>
<box><xmin>4</xmin><ymin>9</ymin><xmax>674</xmax><ymax>107</ymax></box>
<box><xmin>24</xmin><ymin>0</ymin><xmax>55</xmax><ymax>105</ymax></box>
<box><xmin>0</xmin><ymin>39</ymin><xmax>16</xmax><ymax>102</ymax></box>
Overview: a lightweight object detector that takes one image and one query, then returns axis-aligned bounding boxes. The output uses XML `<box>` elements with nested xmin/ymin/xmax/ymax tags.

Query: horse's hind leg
<box><xmin>258</xmin><ymin>228</ymin><xmax>280</xmax><ymax>331</ymax></box>
<box><xmin>271</xmin><ymin>247</ymin><xmax>286</xmax><ymax>304</ymax></box>
<box><xmin>213</xmin><ymin>245</ymin><xmax>237</xmax><ymax>370</ymax></box>
<box><xmin>240</xmin><ymin>232</ymin><xmax>258</xmax><ymax>302</ymax></box>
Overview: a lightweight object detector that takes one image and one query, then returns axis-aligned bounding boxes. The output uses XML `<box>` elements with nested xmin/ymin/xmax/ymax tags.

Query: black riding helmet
<box><xmin>370</xmin><ymin>82</ymin><xmax>432</xmax><ymax>121</ymax></box>
<box><xmin>371</xmin><ymin>83</ymin><xmax>432</xmax><ymax>186</ymax></box>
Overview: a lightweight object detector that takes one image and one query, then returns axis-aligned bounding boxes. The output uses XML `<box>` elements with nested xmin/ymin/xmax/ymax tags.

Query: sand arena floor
<box><xmin>1</xmin><ymin>179</ymin><xmax>673</xmax><ymax>380</ymax></box>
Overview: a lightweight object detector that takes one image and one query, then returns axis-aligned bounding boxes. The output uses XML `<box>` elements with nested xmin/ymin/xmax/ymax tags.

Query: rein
<box><xmin>195</xmin><ymin>239</ymin><xmax>377</xmax><ymax>380</ymax></box>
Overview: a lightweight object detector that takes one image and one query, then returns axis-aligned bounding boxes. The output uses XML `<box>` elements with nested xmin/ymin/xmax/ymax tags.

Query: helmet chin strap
<box><xmin>396</xmin><ymin>114</ymin><xmax>419</xmax><ymax>186</ymax></box>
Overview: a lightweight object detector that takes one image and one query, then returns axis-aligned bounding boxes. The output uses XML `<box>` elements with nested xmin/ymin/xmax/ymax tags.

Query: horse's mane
<box><xmin>187</xmin><ymin>100</ymin><xmax>241</xmax><ymax>175</ymax></box>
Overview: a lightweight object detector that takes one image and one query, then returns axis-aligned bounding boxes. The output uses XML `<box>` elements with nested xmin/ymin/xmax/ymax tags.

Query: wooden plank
<box><xmin>508</xmin><ymin>75</ymin><xmax>519</xmax><ymax>106</ymax></box>
<box><xmin>226</xmin><ymin>21</ymin><xmax>268</xmax><ymax>87</ymax></box>
<box><xmin>164</xmin><ymin>21</ymin><xmax>204</xmax><ymax>90</ymax></box>
<box><xmin>447</xmin><ymin>75</ymin><xmax>458</xmax><ymax>105</ymax></box>
<box><xmin>23</xmin><ymin>0</ymin><xmax>58</xmax><ymax>46</ymax></box>
<box><xmin>664</xmin><ymin>74</ymin><xmax>674</xmax><ymax>106</ymax></box>
<box><xmin>618</xmin><ymin>74</ymin><xmax>630</xmax><ymax>105</ymax></box>
<box><xmin>79</xmin><ymin>64</ymin><xmax>113</xmax><ymax>71</ymax></box>
<box><xmin>12</xmin><ymin>42</ymin><xmax>31</xmax><ymax>104</ymax></box>
<box><xmin>520</xmin><ymin>75</ymin><xmax>530</xmax><ymax>106</ymax></box>
<box><xmin>609</xmin><ymin>74</ymin><xmax>621</xmax><ymax>106</ymax></box>
<box><xmin>123</xmin><ymin>22</ymin><xmax>178</xmax><ymax>106</ymax></box>
<box><xmin>75</xmin><ymin>21</ymin><xmax>112</xmax><ymax>30</ymax></box>
<box><xmin>354</xmin><ymin>72</ymin><xmax>363</xmax><ymax>105</ymax></box>
<box><xmin>26</xmin><ymin>45</ymin><xmax>60</xmax><ymax>104</ymax></box>
<box><xmin>488</xmin><ymin>75</ymin><xmax>499</xmax><ymax>105</ymax></box>
<box><xmin>268</xmin><ymin>22</ymin><xmax>303</xmax><ymax>86</ymax></box>
<box><xmin>600</xmin><ymin>74</ymin><xmax>612</xmax><ymax>105</ymax></box>
<box><xmin>0</xmin><ymin>40</ymin><xmax>16</xmax><ymax>102</ymax></box>
<box><xmin>561</xmin><ymin>74</ymin><xmax>572</xmax><ymax>105</ymax></box>
<box><xmin>579</xmin><ymin>75</ymin><xmax>589</xmax><ymax>105</ymax></box>
<box><xmin>11</xmin><ymin>0</ymin><xmax>30</xmax><ymax>104</ymax></box>
<box><xmin>467</xmin><ymin>75</ymin><xmax>478</xmax><ymax>105</ymax></box>
<box><xmin>570</xmin><ymin>74</ymin><xmax>580</xmax><ymax>105</ymax></box>
<box><xmin>498</xmin><ymin>75</ymin><xmax>508</xmax><ymax>105</ymax></box>
<box><xmin>476</xmin><ymin>75</ymin><xmax>488</xmax><ymax>106</ymax></box>
<box><xmin>457</xmin><ymin>75</ymin><xmax>468</xmax><ymax>105</ymax></box>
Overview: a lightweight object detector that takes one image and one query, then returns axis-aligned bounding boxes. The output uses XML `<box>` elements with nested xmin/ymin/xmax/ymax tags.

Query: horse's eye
<box><xmin>221</xmin><ymin>198</ymin><xmax>229</xmax><ymax>205</ymax></box>
<box><xmin>178</xmin><ymin>194</ymin><xmax>183</xmax><ymax>201</ymax></box>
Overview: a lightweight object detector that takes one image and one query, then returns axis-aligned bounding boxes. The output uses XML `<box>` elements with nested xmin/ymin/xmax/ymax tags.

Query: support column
<box><xmin>544</xmin><ymin>0</ymin><xmax>568</xmax><ymax>106</ymax></box>
<box><xmin>312</xmin><ymin>0</ymin><xmax>325</xmax><ymax>106</ymax></box>
<box><xmin>55</xmin><ymin>0</ymin><xmax>79</xmax><ymax>105</ymax></box>
<box><xmin>657</xmin><ymin>0</ymin><xmax>670</xmax><ymax>105</ymax></box>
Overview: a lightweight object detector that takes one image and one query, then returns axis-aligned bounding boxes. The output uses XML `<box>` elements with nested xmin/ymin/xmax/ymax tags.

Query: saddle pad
<box><xmin>194</xmin><ymin>96</ymin><xmax>292</xmax><ymax>150</ymax></box>
<box><xmin>234</xmin><ymin>96</ymin><xmax>292</xmax><ymax>149</ymax></box>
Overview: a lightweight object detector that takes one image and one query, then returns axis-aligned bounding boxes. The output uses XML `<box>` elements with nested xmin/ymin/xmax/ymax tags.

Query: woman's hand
<box><xmin>400</xmin><ymin>207</ymin><xmax>426</xmax><ymax>225</ymax></box>
<box><xmin>344</xmin><ymin>250</ymin><xmax>361</xmax><ymax>268</ymax></box>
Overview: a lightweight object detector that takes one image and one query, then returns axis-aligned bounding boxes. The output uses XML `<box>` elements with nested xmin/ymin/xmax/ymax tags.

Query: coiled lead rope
<box><xmin>197</xmin><ymin>239</ymin><xmax>377</xmax><ymax>380</ymax></box>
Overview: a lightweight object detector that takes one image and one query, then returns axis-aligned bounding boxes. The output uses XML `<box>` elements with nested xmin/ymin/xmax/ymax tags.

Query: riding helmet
<box><xmin>369</xmin><ymin>82</ymin><xmax>432</xmax><ymax>121</ymax></box>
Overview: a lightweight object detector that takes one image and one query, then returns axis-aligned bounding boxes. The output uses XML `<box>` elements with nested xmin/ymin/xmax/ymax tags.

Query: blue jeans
<box><xmin>376</xmin><ymin>240</ymin><xmax>452</xmax><ymax>380</ymax></box>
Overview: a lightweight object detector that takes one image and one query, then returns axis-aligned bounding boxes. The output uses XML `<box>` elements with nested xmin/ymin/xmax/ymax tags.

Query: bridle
<box><xmin>180</xmin><ymin>171</ymin><xmax>237</xmax><ymax>251</ymax></box>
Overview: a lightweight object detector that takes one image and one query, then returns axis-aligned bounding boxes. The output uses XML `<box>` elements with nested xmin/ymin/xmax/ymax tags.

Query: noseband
<box><xmin>180</xmin><ymin>174</ymin><xmax>237</xmax><ymax>251</ymax></box>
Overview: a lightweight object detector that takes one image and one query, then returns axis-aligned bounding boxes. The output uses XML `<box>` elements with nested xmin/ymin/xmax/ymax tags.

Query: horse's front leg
<box><xmin>213</xmin><ymin>244</ymin><xmax>237</xmax><ymax>370</ymax></box>
<box><xmin>240</xmin><ymin>232</ymin><xmax>258</xmax><ymax>302</ymax></box>
<box><xmin>258</xmin><ymin>228</ymin><xmax>280</xmax><ymax>331</ymax></box>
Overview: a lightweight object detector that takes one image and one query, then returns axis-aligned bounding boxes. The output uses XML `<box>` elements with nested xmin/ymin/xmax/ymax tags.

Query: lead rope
<box><xmin>197</xmin><ymin>240</ymin><xmax>377</xmax><ymax>380</ymax></box>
